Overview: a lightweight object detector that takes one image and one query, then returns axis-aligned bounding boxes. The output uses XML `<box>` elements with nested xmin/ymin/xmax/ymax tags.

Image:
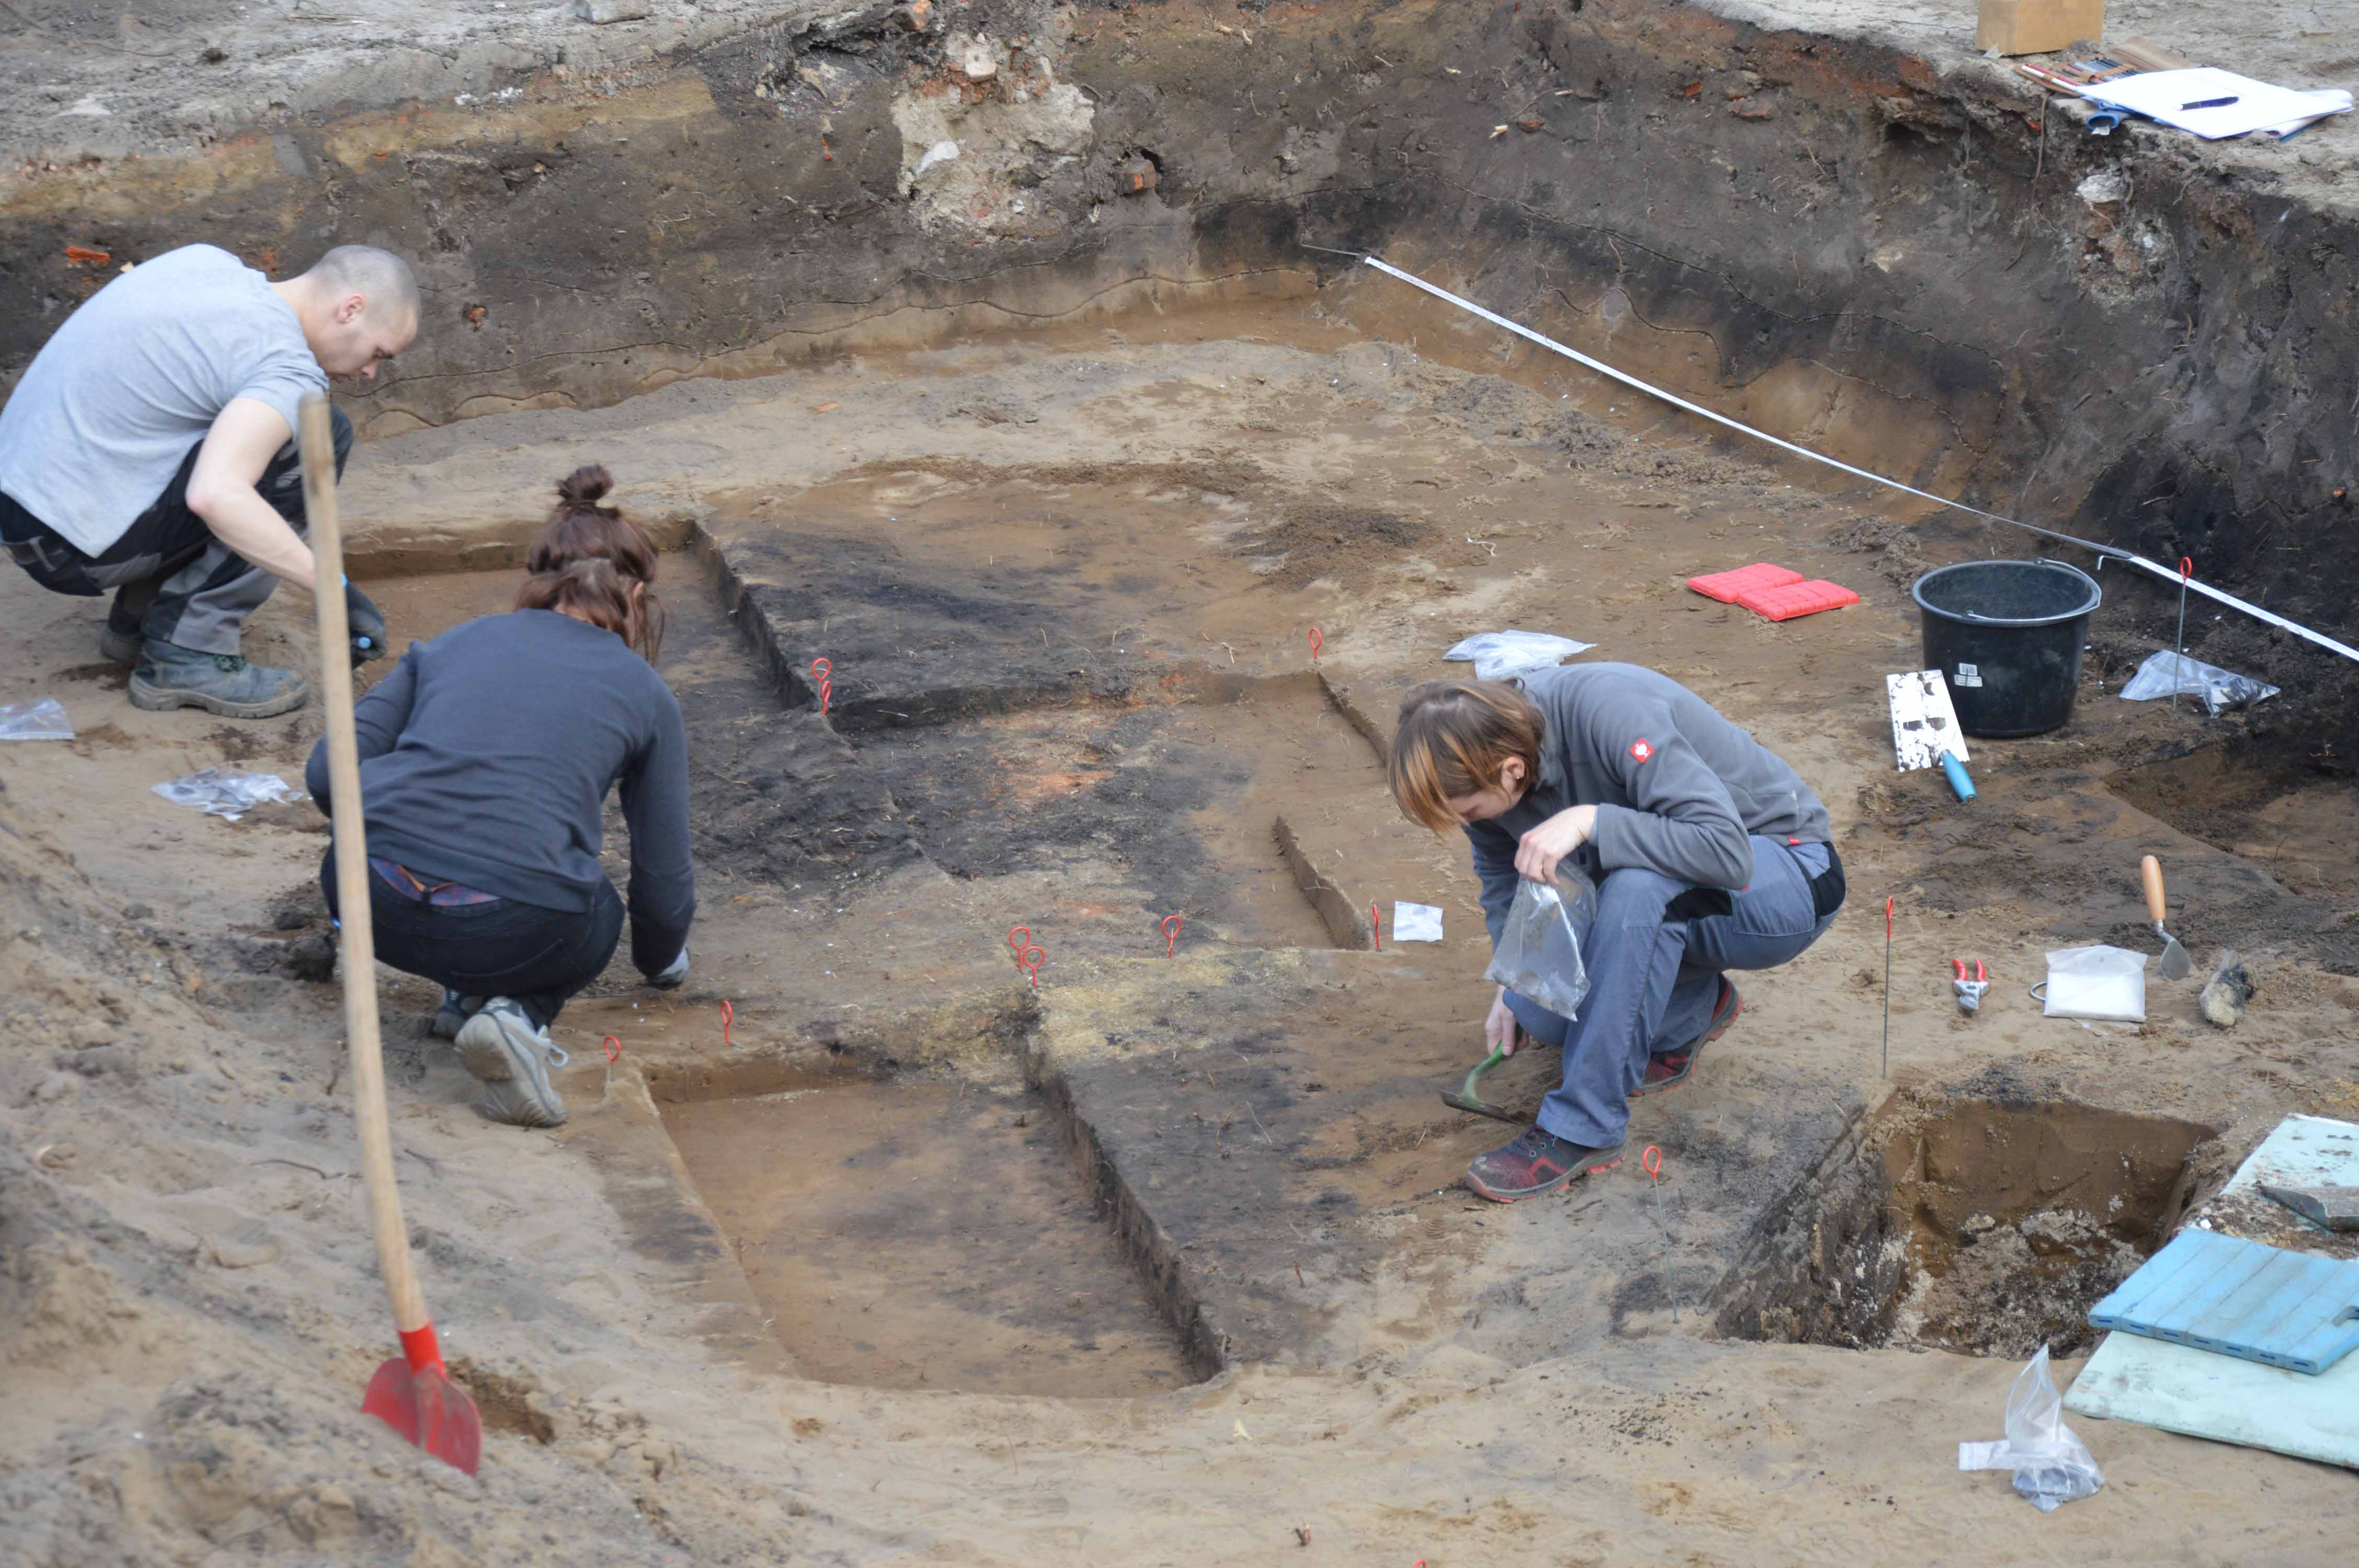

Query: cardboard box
<box><xmin>1976</xmin><ymin>0</ymin><xmax>2105</xmax><ymax>56</ymax></box>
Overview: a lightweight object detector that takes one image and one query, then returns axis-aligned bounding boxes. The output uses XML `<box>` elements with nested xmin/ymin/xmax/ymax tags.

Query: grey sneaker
<box><xmin>128</xmin><ymin>640</ymin><xmax>307</xmax><ymax>719</ymax></box>
<box><xmin>455</xmin><ymin>998</ymin><xmax>568</xmax><ymax>1128</ymax></box>
<box><xmin>430</xmin><ymin>989</ymin><xmax>485</xmax><ymax>1041</ymax></box>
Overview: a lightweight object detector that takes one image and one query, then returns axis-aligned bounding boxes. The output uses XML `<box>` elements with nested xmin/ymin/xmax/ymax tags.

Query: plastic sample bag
<box><xmin>2118</xmin><ymin>650</ymin><xmax>2279</xmax><ymax>716</ymax></box>
<box><xmin>0</xmin><ymin>697</ymin><xmax>73</xmax><ymax>742</ymax></box>
<box><xmin>1484</xmin><ymin>873</ymin><xmax>1597</xmax><ymax>1019</ymax></box>
<box><xmin>1444</xmin><ymin>630</ymin><xmax>1595</xmax><ymax>682</ymax></box>
<box><xmin>2038</xmin><ymin>944</ymin><xmax>2148</xmax><ymax>1023</ymax></box>
<box><xmin>152</xmin><ymin>768</ymin><xmax>301</xmax><ymax>822</ymax></box>
<box><xmin>1390</xmin><ymin>901</ymin><xmax>1444</xmax><ymax>942</ymax></box>
<box><xmin>1959</xmin><ymin>1344</ymin><xmax>2105</xmax><ymax>1512</ymax></box>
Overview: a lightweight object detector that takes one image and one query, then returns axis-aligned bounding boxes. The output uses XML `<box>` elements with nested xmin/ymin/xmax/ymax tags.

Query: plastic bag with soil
<box><xmin>1484</xmin><ymin>872</ymin><xmax>1597</xmax><ymax>1019</ymax></box>
<box><xmin>2118</xmin><ymin>650</ymin><xmax>2278</xmax><ymax>716</ymax></box>
<box><xmin>1958</xmin><ymin>1343</ymin><xmax>2104</xmax><ymax>1512</ymax></box>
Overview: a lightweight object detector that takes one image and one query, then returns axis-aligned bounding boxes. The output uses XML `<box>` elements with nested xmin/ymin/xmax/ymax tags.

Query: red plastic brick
<box><xmin>1687</xmin><ymin>562</ymin><xmax>1804</xmax><ymax>603</ymax></box>
<box><xmin>1735</xmin><ymin>578</ymin><xmax>1861</xmax><ymax>622</ymax></box>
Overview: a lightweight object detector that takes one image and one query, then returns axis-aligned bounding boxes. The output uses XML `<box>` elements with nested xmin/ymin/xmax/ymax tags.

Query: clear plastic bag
<box><xmin>1958</xmin><ymin>1344</ymin><xmax>2104</xmax><ymax>1512</ymax></box>
<box><xmin>1443</xmin><ymin>629</ymin><xmax>1595</xmax><ymax>681</ymax></box>
<box><xmin>152</xmin><ymin>768</ymin><xmax>301</xmax><ymax>822</ymax></box>
<box><xmin>2118</xmin><ymin>650</ymin><xmax>2278</xmax><ymax>716</ymax></box>
<box><xmin>1484</xmin><ymin>873</ymin><xmax>1597</xmax><ymax>1018</ymax></box>
<box><xmin>0</xmin><ymin>697</ymin><xmax>74</xmax><ymax>742</ymax></box>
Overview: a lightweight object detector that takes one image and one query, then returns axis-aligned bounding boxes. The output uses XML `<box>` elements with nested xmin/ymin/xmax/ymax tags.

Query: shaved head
<box><xmin>278</xmin><ymin>245</ymin><xmax>420</xmax><ymax>381</ymax></box>
<box><xmin>304</xmin><ymin>245</ymin><xmax>419</xmax><ymax>327</ymax></box>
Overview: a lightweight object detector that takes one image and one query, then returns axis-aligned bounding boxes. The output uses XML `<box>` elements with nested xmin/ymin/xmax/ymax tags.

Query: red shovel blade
<box><xmin>362</xmin><ymin>1356</ymin><xmax>483</xmax><ymax>1475</ymax></box>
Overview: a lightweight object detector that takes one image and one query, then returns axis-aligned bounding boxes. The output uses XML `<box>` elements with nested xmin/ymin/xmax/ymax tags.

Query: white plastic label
<box><xmin>1954</xmin><ymin>662</ymin><xmax>1984</xmax><ymax>688</ymax></box>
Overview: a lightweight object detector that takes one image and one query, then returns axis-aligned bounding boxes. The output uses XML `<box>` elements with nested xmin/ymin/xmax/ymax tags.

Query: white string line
<box><xmin>1346</xmin><ymin>251</ymin><xmax>2359</xmax><ymax>667</ymax></box>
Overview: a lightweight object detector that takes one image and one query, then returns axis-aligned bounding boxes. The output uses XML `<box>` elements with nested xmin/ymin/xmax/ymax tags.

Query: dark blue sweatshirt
<box><xmin>306</xmin><ymin>608</ymin><xmax>694</xmax><ymax>976</ymax></box>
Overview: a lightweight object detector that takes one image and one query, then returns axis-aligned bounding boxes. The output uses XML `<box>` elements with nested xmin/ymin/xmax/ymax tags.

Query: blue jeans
<box><xmin>1506</xmin><ymin>838</ymin><xmax>1840</xmax><ymax>1148</ymax></box>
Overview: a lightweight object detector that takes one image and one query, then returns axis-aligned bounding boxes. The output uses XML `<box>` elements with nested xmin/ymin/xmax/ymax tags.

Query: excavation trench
<box><xmin>355</xmin><ymin>499</ymin><xmax>1474</xmax><ymax>1392</ymax></box>
<box><xmin>1712</xmin><ymin>1091</ymin><xmax>2216</xmax><ymax>1359</ymax></box>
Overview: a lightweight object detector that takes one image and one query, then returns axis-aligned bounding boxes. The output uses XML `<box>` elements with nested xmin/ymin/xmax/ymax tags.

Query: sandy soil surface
<box><xmin>5</xmin><ymin>294</ymin><xmax>2358</xmax><ymax>1563</ymax></box>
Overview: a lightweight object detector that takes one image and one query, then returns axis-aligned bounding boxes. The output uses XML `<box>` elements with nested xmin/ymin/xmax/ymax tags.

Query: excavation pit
<box><xmin>655</xmin><ymin>1068</ymin><xmax>1203</xmax><ymax>1398</ymax></box>
<box><xmin>2110</xmin><ymin>744</ymin><xmax>2359</xmax><ymax>907</ymax></box>
<box><xmin>1713</xmin><ymin>1095</ymin><xmax>2215</xmax><ymax>1358</ymax></box>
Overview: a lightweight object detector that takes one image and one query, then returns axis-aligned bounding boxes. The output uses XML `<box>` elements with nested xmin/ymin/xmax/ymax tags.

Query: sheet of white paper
<box><xmin>2090</xmin><ymin>68</ymin><xmax>2353</xmax><ymax>140</ymax></box>
<box><xmin>1391</xmin><ymin>901</ymin><xmax>1444</xmax><ymax>942</ymax></box>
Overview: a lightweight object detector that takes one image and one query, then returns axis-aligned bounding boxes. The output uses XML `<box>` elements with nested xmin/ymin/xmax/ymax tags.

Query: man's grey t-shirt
<box><xmin>0</xmin><ymin>244</ymin><xmax>323</xmax><ymax>555</ymax></box>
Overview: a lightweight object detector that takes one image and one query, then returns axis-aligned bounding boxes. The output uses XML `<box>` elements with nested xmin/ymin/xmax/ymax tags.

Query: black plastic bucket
<box><xmin>1911</xmin><ymin>559</ymin><xmax>2102</xmax><ymax>737</ymax></box>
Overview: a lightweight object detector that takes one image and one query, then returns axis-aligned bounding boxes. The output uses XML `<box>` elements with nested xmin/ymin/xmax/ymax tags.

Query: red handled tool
<box><xmin>1308</xmin><ymin>627</ymin><xmax>1322</xmax><ymax>665</ymax></box>
<box><xmin>1951</xmin><ymin>958</ymin><xmax>1989</xmax><ymax>1014</ymax></box>
<box><xmin>1007</xmin><ymin>925</ymin><xmax>1030</xmax><ymax>960</ymax></box>
<box><xmin>811</xmin><ymin>656</ymin><xmax>832</xmax><ymax>717</ymax></box>
<box><xmin>1018</xmin><ymin>943</ymin><xmax>1045</xmax><ymax>989</ymax></box>
<box><xmin>301</xmin><ymin>396</ymin><xmax>483</xmax><ymax>1474</ymax></box>
<box><xmin>1161</xmin><ymin>914</ymin><xmax>1183</xmax><ymax>957</ymax></box>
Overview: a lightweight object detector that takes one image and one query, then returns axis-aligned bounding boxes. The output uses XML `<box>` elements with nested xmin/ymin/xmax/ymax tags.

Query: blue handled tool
<box><xmin>1940</xmin><ymin>750</ymin><xmax>1976</xmax><ymax>802</ymax></box>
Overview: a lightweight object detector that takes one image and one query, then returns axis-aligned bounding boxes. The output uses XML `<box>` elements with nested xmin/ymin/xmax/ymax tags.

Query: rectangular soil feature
<box><xmin>661</xmin><ymin>1078</ymin><xmax>1197</xmax><ymax>1397</ymax></box>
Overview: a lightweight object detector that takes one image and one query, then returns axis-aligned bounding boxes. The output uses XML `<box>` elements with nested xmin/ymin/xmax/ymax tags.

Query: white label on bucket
<box><xmin>1953</xmin><ymin>662</ymin><xmax>1983</xmax><ymax>688</ymax></box>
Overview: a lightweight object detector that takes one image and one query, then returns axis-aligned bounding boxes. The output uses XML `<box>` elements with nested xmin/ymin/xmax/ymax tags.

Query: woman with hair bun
<box><xmin>304</xmin><ymin>465</ymin><xmax>693</xmax><ymax>1128</ymax></box>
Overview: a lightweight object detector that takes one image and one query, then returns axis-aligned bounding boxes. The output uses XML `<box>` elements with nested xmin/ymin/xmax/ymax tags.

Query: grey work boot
<box><xmin>455</xmin><ymin>998</ymin><xmax>568</xmax><ymax>1128</ymax></box>
<box><xmin>128</xmin><ymin>640</ymin><xmax>308</xmax><ymax>719</ymax></box>
<box><xmin>430</xmin><ymin>989</ymin><xmax>485</xmax><ymax>1041</ymax></box>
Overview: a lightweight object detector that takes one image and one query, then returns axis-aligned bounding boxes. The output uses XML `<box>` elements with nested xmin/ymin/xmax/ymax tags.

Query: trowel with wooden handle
<box><xmin>2139</xmin><ymin>854</ymin><xmax>2193</xmax><ymax>981</ymax></box>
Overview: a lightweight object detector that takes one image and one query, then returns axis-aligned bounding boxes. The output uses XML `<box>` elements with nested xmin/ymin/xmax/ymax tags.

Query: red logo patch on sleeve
<box><xmin>1630</xmin><ymin>739</ymin><xmax>1655</xmax><ymax>763</ymax></box>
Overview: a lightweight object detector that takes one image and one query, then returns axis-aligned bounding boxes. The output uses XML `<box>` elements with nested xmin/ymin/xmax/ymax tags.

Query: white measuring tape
<box><xmin>1338</xmin><ymin>251</ymin><xmax>2359</xmax><ymax>667</ymax></box>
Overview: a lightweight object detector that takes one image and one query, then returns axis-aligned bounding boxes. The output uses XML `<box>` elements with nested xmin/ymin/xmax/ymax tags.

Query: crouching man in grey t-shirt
<box><xmin>0</xmin><ymin>244</ymin><xmax>417</xmax><ymax>717</ymax></box>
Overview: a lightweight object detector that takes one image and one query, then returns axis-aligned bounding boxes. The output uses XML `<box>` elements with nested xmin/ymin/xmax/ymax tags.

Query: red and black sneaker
<box><xmin>1635</xmin><ymin>978</ymin><xmax>1741</xmax><ymax>1097</ymax></box>
<box><xmin>1464</xmin><ymin>1126</ymin><xmax>1625</xmax><ymax>1203</ymax></box>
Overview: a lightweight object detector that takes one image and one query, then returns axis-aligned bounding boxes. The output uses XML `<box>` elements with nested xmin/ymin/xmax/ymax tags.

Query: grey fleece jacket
<box><xmin>1464</xmin><ymin>663</ymin><xmax>1831</xmax><ymax>948</ymax></box>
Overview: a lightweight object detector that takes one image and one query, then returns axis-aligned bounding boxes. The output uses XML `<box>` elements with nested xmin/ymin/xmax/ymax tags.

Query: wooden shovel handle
<box><xmin>2140</xmin><ymin>854</ymin><xmax>2168</xmax><ymax>925</ymax></box>
<box><xmin>299</xmin><ymin>396</ymin><xmax>430</xmax><ymax>1344</ymax></box>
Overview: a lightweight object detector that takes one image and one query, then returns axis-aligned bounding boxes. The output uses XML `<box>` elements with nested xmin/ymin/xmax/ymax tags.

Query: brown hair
<box><xmin>514</xmin><ymin>464</ymin><xmax>664</xmax><ymax>660</ymax></box>
<box><xmin>1388</xmin><ymin>679</ymin><xmax>1545</xmax><ymax>832</ymax></box>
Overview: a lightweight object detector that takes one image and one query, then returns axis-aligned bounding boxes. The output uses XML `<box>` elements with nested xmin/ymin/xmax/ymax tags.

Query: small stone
<box><xmin>572</xmin><ymin>0</ymin><xmax>651</xmax><ymax>22</ymax></box>
<box><xmin>961</xmin><ymin>40</ymin><xmax>997</xmax><ymax>80</ymax></box>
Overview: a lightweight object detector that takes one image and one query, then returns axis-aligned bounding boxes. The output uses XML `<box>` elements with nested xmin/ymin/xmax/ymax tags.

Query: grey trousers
<box><xmin>1506</xmin><ymin>837</ymin><xmax>1839</xmax><ymax>1148</ymax></box>
<box><xmin>0</xmin><ymin>406</ymin><xmax>351</xmax><ymax>656</ymax></box>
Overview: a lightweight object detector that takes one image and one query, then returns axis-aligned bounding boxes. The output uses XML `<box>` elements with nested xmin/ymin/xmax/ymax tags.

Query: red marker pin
<box><xmin>2173</xmin><ymin>558</ymin><xmax>2194</xmax><ymax>712</ymax></box>
<box><xmin>1370</xmin><ymin>900</ymin><xmax>1381</xmax><ymax>951</ymax></box>
<box><xmin>1018</xmin><ymin>943</ymin><xmax>1045</xmax><ymax>989</ymax></box>
<box><xmin>1881</xmin><ymin>897</ymin><xmax>1894</xmax><ymax>1078</ymax></box>
<box><xmin>1642</xmin><ymin>1146</ymin><xmax>1680</xmax><ymax>1322</ymax></box>
<box><xmin>1308</xmin><ymin>627</ymin><xmax>1323</xmax><ymax>665</ymax></box>
<box><xmin>602</xmin><ymin>1034</ymin><xmax>622</xmax><ymax>1065</ymax></box>
<box><xmin>1161</xmin><ymin>913</ymin><xmax>1183</xmax><ymax>957</ymax></box>
<box><xmin>720</xmin><ymin>998</ymin><xmax>734</xmax><ymax>1048</ymax></box>
<box><xmin>811</xmin><ymin>657</ymin><xmax>832</xmax><ymax>717</ymax></box>
<box><xmin>1007</xmin><ymin>925</ymin><xmax>1031</xmax><ymax>959</ymax></box>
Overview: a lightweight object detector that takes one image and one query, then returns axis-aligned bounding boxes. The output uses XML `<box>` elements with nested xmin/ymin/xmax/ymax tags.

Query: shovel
<box><xmin>1440</xmin><ymin>1028</ymin><xmax>1527</xmax><ymax>1123</ymax></box>
<box><xmin>2139</xmin><ymin>854</ymin><xmax>2193</xmax><ymax>981</ymax></box>
<box><xmin>299</xmin><ymin>396</ymin><xmax>483</xmax><ymax>1475</ymax></box>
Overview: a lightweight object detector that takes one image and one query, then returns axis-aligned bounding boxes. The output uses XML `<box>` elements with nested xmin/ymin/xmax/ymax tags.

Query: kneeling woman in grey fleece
<box><xmin>305</xmin><ymin>471</ymin><xmax>693</xmax><ymax>1128</ymax></box>
<box><xmin>1390</xmin><ymin>665</ymin><xmax>1844</xmax><ymax>1202</ymax></box>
